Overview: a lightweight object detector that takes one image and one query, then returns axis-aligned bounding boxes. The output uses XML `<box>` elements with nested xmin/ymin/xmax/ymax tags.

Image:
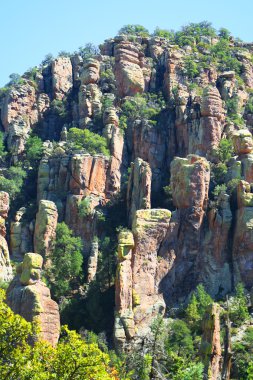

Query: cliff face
<box><xmin>1</xmin><ymin>27</ymin><xmax>253</xmax><ymax>354</ymax></box>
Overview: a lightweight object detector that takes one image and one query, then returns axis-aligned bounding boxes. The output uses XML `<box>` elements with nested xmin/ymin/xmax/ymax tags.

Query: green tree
<box><xmin>230</xmin><ymin>283</ymin><xmax>249</xmax><ymax>326</ymax></box>
<box><xmin>186</xmin><ymin>284</ymin><xmax>213</xmax><ymax>325</ymax></box>
<box><xmin>25</xmin><ymin>135</ymin><xmax>43</xmax><ymax>164</ymax></box>
<box><xmin>167</xmin><ymin>319</ymin><xmax>194</xmax><ymax>357</ymax></box>
<box><xmin>153</xmin><ymin>27</ymin><xmax>175</xmax><ymax>40</ymax></box>
<box><xmin>118</xmin><ymin>24</ymin><xmax>149</xmax><ymax>37</ymax></box>
<box><xmin>68</xmin><ymin>127</ymin><xmax>110</xmax><ymax>156</ymax></box>
<box><xmin>48</xmin><ymin>222</ymin><xmax>83</xmax><ymax>299</ymax></box>
<box><xmin>0</xmin><ymin>166</ymin><xmax>26</xmax><ymax>200</ymax></box>
<box><xmin>0</xmin><ymin>132</ymin><xmax>7</xmax><ymax>160</ymax></box>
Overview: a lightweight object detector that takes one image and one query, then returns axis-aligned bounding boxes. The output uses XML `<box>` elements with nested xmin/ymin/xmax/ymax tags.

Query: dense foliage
<box><xmin>67</xmin><ymin>127</ymin><xmax>110</xmax><ymax>156</ymax></box>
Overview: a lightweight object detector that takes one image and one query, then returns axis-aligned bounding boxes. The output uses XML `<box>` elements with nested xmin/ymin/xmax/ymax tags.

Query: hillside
<box><xmin>1</xmin><ymin>22</ymin><xmax>253</xmax><ymax>379</ymax></box>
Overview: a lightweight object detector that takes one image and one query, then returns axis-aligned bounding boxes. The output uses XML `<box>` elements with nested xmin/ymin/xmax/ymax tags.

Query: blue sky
<box><xmin>1</xmin><ymin>0</ymin><xmax>253</xmax><ymax>87</ymax></box>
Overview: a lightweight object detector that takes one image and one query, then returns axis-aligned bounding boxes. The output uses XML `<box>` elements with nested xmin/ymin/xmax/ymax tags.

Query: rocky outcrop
<box><xmin>127</xmin><ymin>158</ymin><xmax>151</xmax><ymax>226</ymax></box>
<box><xmin>189</xmin><ymin>86</ymin><xmax>225</xmax><ymax>157</ymax></box>
<box><xmin>87</xmin><ymin>239</ymin><xmax>99</xmax><ymax>283</ymax></box>
<box><xmin>233</xmin><ymin>180</ymin><xmax>253</xmax><ymax>287</ymax></box>
<box><xmin>114</xmin><ymin>38</ymin><xmax>145</xmax><ymax>97</ymax></box>
<box><xmin>1</xmin><ymin>83</ymin><xmax>39</xmax><ymax>155</ymax></box>
<box><xmin>232</xmin><ymin>129</ymin><xmax>253</xmax><ymax>183</ymax></box>
<box><xmin>0</xmin><ymin>192</ymin><xmax>13</xmax><ymax>281</ymax></box>
<box><xmin>200</xmin><ymin>303</ymin><xmax>222</xmax><ymax>380</ymax></box>
<box><xmin>10</xmin><ymin>207</ymin><xmax>33</xmax><ymax>259</ymax></box>
<box><xmin>6</xmin><ymin>253</ymin><xmax>60</xmax><ymax>346</ymax></box>
<box><xmin>114</xmin><ymin>230</ymin><xmax>135</xmax><ymax>348</ymax></box>
<box><xmin>34</xmin><ymin>200</ymin><xmax>58</xmax><ymax>262</ymax></box>
<box><xmin>51</xmin><ymin>57</ymin><xmax>73</xmax><ymax>100</ymax></box>
<box><xmin>159</xmin><ymin>155</ymin><xmax>211</xmax><ymax>301</ymax></box>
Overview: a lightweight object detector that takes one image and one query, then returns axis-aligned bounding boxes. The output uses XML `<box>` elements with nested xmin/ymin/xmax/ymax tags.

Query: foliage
<box><xmin>175</xmin><ymin>21</ymin><xmax>216</xmax><ymax>47</ymax></box>
<box><xmin>0</xmin><ymin>131</ymin><xmax>7</xmax><ymax>160</ymax></box>
<box><xmin>78</xmin><ymin>43</ymin><xmax>99</xmax><ymax>59</ymax></box>
<box><xmin>232</xmin><ymin>327</ymin><xmax>253</xmax><ymax>379</ymax></box>
<box><xmin>210</xmin><ymin>39</ymin><xmax>242</xmax><ymax>73</ymax></box>
<box><xmin>212</xmin><ymin>163</ymin><xmax>228</xmax><ymax>185</ymax></box>
<box><xmin>68</xmin><ymin>127</ymin><xmax>110</xmax><ymax>156</ymax></box>
<box><xmin>153</xmin><ymin>27</ymin><xmax>175</xmax><ymax>40</ymax></box>
<box><xmin>229</xmin><ymin>283</ymin><xmax>249</xmax><ymax>326</ymax></box>
<box><xmin>183</xmin><ymin>56</ymin><xmax>200</xmax><ymax>79</ymax></box>
<box><xmin>41</xmin><ymin>53</ymin><xmax>54</xmax><ymax>66</ymax></box>
<box><xmin>212</xmin><ymin>183</ymin><xmax>227</xmax><ymax>198</ymax></box>
<box><xmin>24</xmin><ymin>135</ymin><xmax>44</xmax><ymax>165</ymax></box>
<box><xmin>0</xmin><ymin>166</ymin><xmax>27</xmax><ymax>200</ymax></box>
<box><xmin>215</xmin><ymin>138</ymin><xmax>235</xmax><ymax>162</ymax></box>
<box><xmin>245</xmin><ymin>96</ymin><xmax>253</xmax><ymax>114</ymax></box>
<box><xmin>118</xmin><ymin>24</ymin><xmax>149</xmax><ymax>37</ymax></box>
<box><xmin>78</xmin><ymin>196</ymin><xmax>93</xmax><ymax>218</ymax></box>
<box><xmin>185</xmin><ymin>284</ymin><xmax>213</xmax><ymax>325</ymax></box>
<box><xmin>0</xmin><ymin>290</ymin><xmax>116</xmax><ymax>379</ymax></box>
<box><xmin>167</xmin><ymin>319</ymin><xmax>194</xmax><ymax>357</ymax></box>
<box><xmin>120</xmin><ymin>92</ymin><xmax>165</xmax><ymax>128</ymax></box>
<box><xmin>48</xmin><ymin>222</ymin><xmax>83</xmax><ymax>299</ymax></box>
<box><xmin>51</xmin><ymin>99</ymin><xmax>68</xmax><ymax>119</ymax></box>
<box><xmin>218</xmin><ymin>28</ymin><xmax>231</xmax><ymax>40</ymax></box>
<box><xmin>8</xmin><ymin>73</ymin><xmax>25</xmax><ymax>86</ymax></box>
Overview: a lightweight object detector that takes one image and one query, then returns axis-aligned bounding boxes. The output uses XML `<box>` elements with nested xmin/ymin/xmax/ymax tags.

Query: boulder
<box><xmin>6</xmin><ymin>253</ymin><xmax>60</xmax><ymax>346</ymax></box>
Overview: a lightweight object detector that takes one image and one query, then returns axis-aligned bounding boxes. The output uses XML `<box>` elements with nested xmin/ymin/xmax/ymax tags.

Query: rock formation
<box><xmin>10</xmin><ymin>207</ymin><xmax>33</xmax><ymax>259</ymax></box>
<box><xmin>51</xmin><ymin>57</ymin><xmax>73</xmax><ymax>100</ymax></box>
<box><xmin>200</xmin><ymin>303</ymin><xmax>222</xmax><ymax>380</ymax></box>
<box><xmin>34</xmin><ymin>200</ymin><xmax>58</xmax><ymax>262</ymax></box>
<box><xmin>6</xmin><ymin>252</ymin><xmax>60</xmax><ymax>346</ymax></box>
<box><xmin>0</xmin><ymin>192</ymin><xmax>13</xmax><ymax>281</ymax></box>
<box><xmin>127</xmin><ymin>158</ymin><xmax>151</xmax><ymax>226</ymax></box>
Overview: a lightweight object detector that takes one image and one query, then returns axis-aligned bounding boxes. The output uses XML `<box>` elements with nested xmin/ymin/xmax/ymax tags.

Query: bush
<box><xmin>212</xmin><ymin>183</ymin><xmax>227</xmax><ymax>198</ymax></box>
<box><xmin>77</xmin><ymin>43</ymin><xmax>99</xmax><ymax>59</ymax></box>
<box><xmin>183</xmin><ymin>56</ymin><xmax>200</xmax><ymax>79</ymax></box>
<box><xmin>185</xmin><ymin>284</ymin><xmax>213</xmax><ymax>325</ymax></box>
<box><xmin>78</xmin><ymin>196</ymin><xmax>93</xmax><ymax>218</ymax></box>
<box><xmin>229</xmin><ymin>283</ymin><xmax>249</xmax><ymax>326</ymax></box>
<box><xmin>0</xmin><ymin>166</ymin><xmax>26</xmax><ymax>200</ymax></box>
<box><xmin>167</xmin><ymin>320</ymin><xmax>194</xmax><ymax>357</ymax></box>
<box><xmin>153</xmin><ymin>27</ymin><xmax>175</xmax><ymax>40</ymax></box>
<box><xmin>25</xmin><ymin>136</ymin><xmax>43</xmax><ymax>164</ymax></box>
<box><xmin>0</xmin><ymin>132</ymin><xmax>7</xmax><ymax>159</ymax></box>
<box><xmin>118</xmin><ymin>24</ymin><xmax>149</xmax><ymax>37</ymax></box>
<box><xmin>68</xmin><ymin>128</ymin><xmax>110</xmax><ymax>156</ymax></box>
<box><xmin>215</xmin><ymin>138</ymin><xmax>235</xmax><ymax>162</ymax></box>
<box><xmin>48</xmin><ymin>222</ymin><xmax>83</xmax><ymax>299</ymax></box>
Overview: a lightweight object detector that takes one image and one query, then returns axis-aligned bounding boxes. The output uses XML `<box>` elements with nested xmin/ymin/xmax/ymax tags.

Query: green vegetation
<box><xmin>119</xmin><ymin>92</ymin><xmax>165</xmax><ymax>129</ymax></box>
<box><xmin>0</xmin><ymin>289</ymin><xmax>116</xmax><ymax>380</ymax></box>
<box><xmin>185</xmin><ymin>284</ymin><xmax>213</xmax><ymax>326</ymax></box>
<box><xmin>24</xmin><ymin>135</ymin><xmax>43</xmax><ymax>164</ymax></box>
<box><xmin>77</xmin><ymin>43</ymin><xmax>99</xmax><ymax>59</ymax></box>
<box><xmin>0</xmin><ymin>166</ymin><xmax>26</xmax><ymax>200</ymax></box>
<box><xmin>229</xmin><ymin>283</ymin><xmax>249</xmax><ymax>326</ymax></box>
<box><xmin>47</xmin><ymin>222</ymin><xmax>83</xmax><ymax>299</ymax></box>
<box><xmin>153</xmin><ymin>27</ymin><xmax>175</xmax><ymax>39</ymax></box>
<box><xmin>67</xmin><ymin>127</ymin><xmax>110</xmax><ymax>156</ymax></box>
<box><xmin>0</xmin><ymin>132</ymin><xmax>7</xmax><ymax>160</ymax></box>
<box><xmin>118</xmin><ymin>24</ymin><xmax>149</xmax><ymax>37</ymax></box>
<box><xmin>78</xmin><ymin>196</ymin><xmax>93</xmax><ymax>218</ymax></box>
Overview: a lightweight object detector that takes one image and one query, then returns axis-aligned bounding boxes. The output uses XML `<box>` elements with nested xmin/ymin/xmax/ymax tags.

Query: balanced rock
<box><xmin>6</xmin><ymin>253</ymin><xmax>60</xmax><ymax>346</ymax></box>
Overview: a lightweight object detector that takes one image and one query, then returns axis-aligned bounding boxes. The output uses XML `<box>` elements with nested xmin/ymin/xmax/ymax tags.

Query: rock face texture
<box><xmin>114</xmin><ymin>38</ymin><xmax>145</xmax><ymax>97</ymax></box>
<box><xmin>34</xmin><ymin>200</ymin><xmax>58</xmax><ymax>262</ymax></box>
<box><xmin>127</xmin><ymin>158</ymin><xmax>151</xmax><ymax>226</ymax></box>
<box><xmin>51</xmin><ymin>57</ymin><xmax>73</xmax><ymax>100</ymax></box>
<box><xmin>0</xmin><ymin>192</ymin><xmax>13</xmax><ymax>281</ymax></box>
<box><xmin>233</xmin><ymin>180</ymin><xmax>253</xmax><ymax>287</ymax></box>
<box><xmin>200</xmin><ymin>303</ymin><xmax>222</xmax><ymax>380</ymax></box>
<box><xmin>114</xmin><ymin>210</ymin><xmax>171</xmax><ymax>347</ymax></box>
<box><xmin>6</xmin><ymin>253</ymin><xmax>60</xmax><ymax>346</ymax></box>
<box><xmin>10</xmin><ymin>207</ymin><xmax>33</xmax><ymax>259</ymax></box>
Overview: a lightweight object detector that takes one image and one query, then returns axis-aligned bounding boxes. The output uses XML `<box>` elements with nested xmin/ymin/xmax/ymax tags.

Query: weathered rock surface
<box><xmin>233</xmin><ymin>180</ymin><xmax>253</xmax><ymax>287</ymax></box>
<box><xmin>51</xmin><ymin>57</ymin><xmax>73</xmax><ymax>100</ymax></box>
<box><xmin>200</xmin><ymin>303</ymin><xmax>222</xmax><ymax>380</ymax></box>
<box><xmin>87</xmin><ymin>239</ymin><xmax>99</xmax><ymax>283</ymax></box>
<box><xmin>34</xmin><ymin>200</ymin><xmax>58</xmax><ymax>262</ymax></box>
<box><xmin>6</xmin><ymin>253</ymin><xmax>60</xmax><ymax>346</ymax></box>
<box><xmin>0</xmin><ymin>192</ymin><xmax>13</xmax><ymax>281</ymax></box>
<box><xmin>114</xmin><ymin>39</ymin><xmax>145</xmax><ymax>97</ymax></box>
<box><xmin>10</xmin><ymin>207</ymin><xmax>33</xmax><ymax>259</ymax></box>
<box><xmin>127</xmin><ymin>158</ymin><xmax>151</xmax><ymax>226</ymax></box>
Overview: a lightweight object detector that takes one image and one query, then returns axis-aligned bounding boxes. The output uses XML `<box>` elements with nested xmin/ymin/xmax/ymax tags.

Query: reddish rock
<box><xmin>114</xmin><ymin>39</ymin><xmax>145</xmax><ymax>97</ymax></box>
<box><xmin>0</xmin><ymin>192</ymin><xmax>13</xmax><ymax>281</ymax></box>
<box><xmin>127</xmin><ymin>158</ymin><xmax>151</xmax><ymax>226</ymax></box>
<box><xmin>52</xmin><ymin>57</ymin><xmax>73</xmax><ymax>100</ymax></box>
<box><xmin>200</xmin><ymin>303</ymin><xmax>222</xmax><ymax>380</ymax></box>
<box><xmin>6</xmin><ymin>253</ymin><xmax>60</xmax><ymax>346</ymax></box>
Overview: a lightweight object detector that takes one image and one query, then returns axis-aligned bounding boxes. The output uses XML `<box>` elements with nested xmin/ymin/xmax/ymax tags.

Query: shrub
<box><xmin>215</xmin><ymin>138</ymin><xmax>235</xmax><ymax>162</ymax></box>
<box><xmin>0</xmin><ymin>132</ymin><xmax>7</xmax><ymax>159</ymax></box>
<box><xmin>153</xmin><ymin>27</ymin><xmax>175</xmax><ymax>40</ymax></box>
<box><xmin>48</xmin><ymin>222</ymin><xmax>83</xmax><ymax>299</ymax></box>
<box><xmin>118</xmin><ymin>24</ymin><xmax>149</xmax><ymax>37</ymax></box>
<box><xmin>25</xmin><ymin>136</ymin><xmax>43</xmax><ymax>164</ymax></box>
<box><xmin>68</xmin><ymin>128</ymin><xmax>110</xmax><ymax>156</ymax></box>
<box><xmin>167</xmin><ymin>319</ymin><xmax>194</xmax><ymax>357</ymax></box>
<box><xmin>212</xmin><ymin>183</ymin><xmax>227</xmax><ymax>198</ymax></box>
<box><xmin>0</xmin><ymin>166</ymin><xmax>26</xmax><ymax>200</ymax></box>
<box><xmin>229</xmin><ymin>283</ymin><xmax>249</xmax><ymax>326</ymax></box>
<box><xmin>183</xmin><ymin>56</ymin><xmax>200</xmax><ymax>79</ymax></box>
<box><xmin>78</xmin><ymin>43</ymin><xmax>99</xmax><ymax>59</ymax></box>
<box><xmin>212</xmin><ymin>163</ymin><xmax>228</xmax><ymax>184</ymax></box>
<box><xmin>185</xmin><ymin>284</ymin><xmax>213</xmax><ymax>325</ymax></box>
<box><xmin>41</xmin><ymin>53</ymin><xmax>54</xmax><ymax>66</ymax></box>
<box><xmin>78</xmin><ymin>196</ymin><xmax>93</xmax><ymax>218</ymax></box>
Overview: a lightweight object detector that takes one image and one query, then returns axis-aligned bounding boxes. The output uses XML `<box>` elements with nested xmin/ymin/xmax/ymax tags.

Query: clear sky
<box><xmin>1</xmin><ymin>0</ymin><xmax>253</xmax><ymax>87</ymax></box>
